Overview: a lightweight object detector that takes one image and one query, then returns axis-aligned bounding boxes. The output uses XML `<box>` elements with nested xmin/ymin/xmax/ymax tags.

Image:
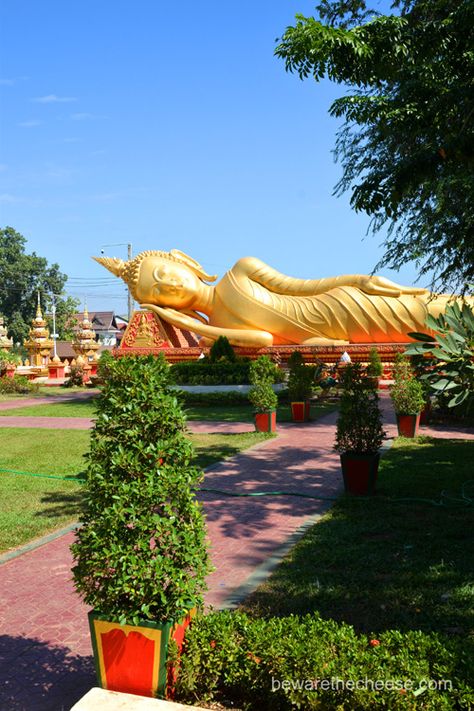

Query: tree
<box><xmin>0</xmin><ymin>226</ymin><xmax>79</xmax><ymax>343</ymax></box>
<box><xmin>276</xmin><ymin>1</ymin><xmax>474</xmax><ymax>292</ymax></box>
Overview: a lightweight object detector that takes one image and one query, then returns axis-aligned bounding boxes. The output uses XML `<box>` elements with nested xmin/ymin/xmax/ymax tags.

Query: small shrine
<box><xmin>73</xmin><ymin>307</ymin><xmax>100</xmax><ymax>380</ymax></box>
<box><xmin>23</xmin><ymin>296</ymin><xmax>54</xmax><ymax>370</ymax></box>
<box><xmin>117</xmin><ymin>310</ymin><xmax>200</xmax><ymax>362</ymax></box>
<box><xmin>0</xmin><ymin>316</ymin><xmax>13</xmax><ymax>353</ymax></box>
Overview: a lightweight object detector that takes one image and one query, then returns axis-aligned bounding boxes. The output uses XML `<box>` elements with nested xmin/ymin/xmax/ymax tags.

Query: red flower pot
<box><xmin>88</xmin><ymin>609</ymin><xmax>194</xmax><ymax>699</ymax></box>
<box><xmin>290</xmin><ymin>401</ymin><xmax>310</xmax><ymax>422</ymax></box>
<box><xmin>396</xmin><ymin>413</ymin><xmax>420</xmax><ymax>437</ymax></box>
<box><xmin>254</xmin><ymin>410</ymin><xmax>276</xmax><ymax>432</ymax></box>
<box><xmin>340</xmin><ymin>453</ymin><xmax>380</xmax><ymax>496</ymax></box>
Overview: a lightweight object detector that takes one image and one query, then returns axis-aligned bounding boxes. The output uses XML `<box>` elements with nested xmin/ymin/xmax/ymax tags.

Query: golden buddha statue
<box><xmin>95</xmin><ymin>250</ymin><xmax>465</xmax><ymax>347</ymax></box>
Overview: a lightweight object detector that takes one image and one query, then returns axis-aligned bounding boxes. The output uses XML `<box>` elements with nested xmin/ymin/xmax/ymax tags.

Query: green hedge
<box><xmin>176</xmin><ymin>390</ymin><xmax>250</xmax><ymax>406</ymax></box>
<box><xmin>171</xmin><ymin>361</ymin><xmax>285</xmax><ymax>385</ymax></box>
<box><xmin>176</xmin><ymin>611</ymin><xmax>474</xmax><ymax>710</ymax></box>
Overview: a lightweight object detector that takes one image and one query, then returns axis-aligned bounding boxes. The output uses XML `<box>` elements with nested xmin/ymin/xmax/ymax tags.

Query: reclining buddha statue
<box><xmin>95</xmin><ymin>250</ymin><xmax>465</xmax><ymax>348</ymax></box>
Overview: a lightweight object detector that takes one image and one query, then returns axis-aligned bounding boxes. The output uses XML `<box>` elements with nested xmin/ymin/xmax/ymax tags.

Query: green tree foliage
<box><xmin>334</xmin><ymin>363</ymin><xmax>385</xmax><ymax>454</ymax></box>
<box><xmin>405</xmin><ymin>301</ymin><xmax>474</xmax><ymax>413</ymax></box>
<box><xmin>209</xmin><ymin>335</ymin><xmax>237</xmax><ymax>363</ymax></box>
<box><xmin>276</xmin><ymin>1</ymin><xmax>474</xmax><ymax>291</ymax></box>
<box><xmin>71</xmin><ymin>353</ymin><xmax>211</xmax><ymax>625</ymax></box>
<box><xmin>0</xmin><ymin>226</ymin><xmax>79</xmax><ymax>342</ymax></box>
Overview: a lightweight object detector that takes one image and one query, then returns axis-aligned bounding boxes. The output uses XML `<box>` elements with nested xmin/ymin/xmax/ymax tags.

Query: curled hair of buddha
<box><xmin>93</xmin><ymin>249</ymin><xmax>217</xmax><ymax>298</ymax></box>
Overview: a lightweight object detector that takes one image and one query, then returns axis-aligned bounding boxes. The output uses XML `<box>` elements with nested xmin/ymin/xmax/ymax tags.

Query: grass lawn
<box><xmin>0</xmin><ymin>400</ymin><xmax>98</xmax><ymax>417</ymax></box>
<box><xmin>241</xmin><ymin>436</ymin><xmax>474</xmax><ymax>638</ymax></box>
<box><xmin>0</xmin><ymin>427</ymin><xmax>272</xmax><ymax>553</ymax></box>
<box><xmin>0</xmin><ymin>398</ymin><xmax>337</xmax><ymax>423</ymax></box>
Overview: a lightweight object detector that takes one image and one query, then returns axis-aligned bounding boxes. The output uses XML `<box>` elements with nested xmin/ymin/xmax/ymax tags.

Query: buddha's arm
<box><xmin>142</xmin><ymin>304</ymin><xmax>274</xmax><ymax>348</ymax></box>
<box><xmin>233</xmin><ymin>257</ymin><xmax>428</xmax><ymax>297</ymax></box>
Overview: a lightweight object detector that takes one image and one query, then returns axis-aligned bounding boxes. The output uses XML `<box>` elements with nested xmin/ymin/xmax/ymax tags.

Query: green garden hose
<box><xmin>0</xmin><ymin>467</ymin><xmax>472</xmax><ymax>507</ymax></box>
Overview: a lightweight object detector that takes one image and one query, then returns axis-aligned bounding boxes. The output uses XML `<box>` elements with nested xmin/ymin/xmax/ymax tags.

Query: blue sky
<box><xmin>0</xmin><ymin>0</ymin><xmax>423</xmax><ymax>316</ymax></box>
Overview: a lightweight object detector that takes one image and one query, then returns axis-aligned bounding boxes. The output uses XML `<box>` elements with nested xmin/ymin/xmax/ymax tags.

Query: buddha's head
<box><xmin>94</xmin><ymin>249</ymin><xmax>217</xmax><ymax>309</ymax></box>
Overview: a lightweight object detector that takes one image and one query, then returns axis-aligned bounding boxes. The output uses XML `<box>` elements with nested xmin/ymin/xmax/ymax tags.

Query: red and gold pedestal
<box><xmin>88</xmin><ymin>609</ymin><xmax>195</xmax><ymax>699</ymax></box>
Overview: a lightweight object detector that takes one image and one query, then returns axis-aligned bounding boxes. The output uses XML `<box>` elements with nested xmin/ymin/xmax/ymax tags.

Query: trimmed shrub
<box><xmin>71</xmin><ymin>352</ymin><xmax>211</xmax><ymax>625</ymax></box>
<box><xmin>0</xmin><ymin>374</ymin><xmax>39</xmax><ymax>394</ymax></box>
<box><xmin>176</xmin><ymin>610</ymin><xmax>474</xmax><ymax>710</ymax></box>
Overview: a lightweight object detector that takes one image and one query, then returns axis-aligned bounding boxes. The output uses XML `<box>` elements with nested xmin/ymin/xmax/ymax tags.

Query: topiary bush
<box><xmin>209</xmin><ymin>335</ymin><xmax>236</xmax><ymax>363</ymax></box>
<box><xmin>248</xmin><ymin>356</ymin><xmax>279</xmax><ymax>413</ymax></box>
<box><xmin>390</xmin><ymin>355</ymin><xmax>425</xmax><ymax>415</ymax></box>
<box><xmin>335</xmin><ymin>364</ymin><xmax>385</xmax><ymax>455</ymax></box>
<box><xmin>366</xmin><ymin>347</ymin><xmax>383</xmax><ymax>378</ymax></box>
<box><xmin>175</xmin><ymin>610</ymin><xmax>474</xmax><ymax>710</ymax></box>
<box><xmin>71</xmin><ymin>352</ymin><xmax>211</xmax><ymax>625</ymax></box>
<box><xmin>0</xmin><ymin>374</ymin><xmax>39</xmax><ymax>394</ymax></box>
<box><xmin>64</xmin><ymin>363</ymin><xmax>85</xmax><ymax>387</ymax></box>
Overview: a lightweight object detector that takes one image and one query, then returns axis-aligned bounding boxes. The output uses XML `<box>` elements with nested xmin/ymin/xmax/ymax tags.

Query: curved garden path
<box><xmin>0</xmin><ymin>392</ymin><xmax>472</xmax><ymax>709</ymax></box>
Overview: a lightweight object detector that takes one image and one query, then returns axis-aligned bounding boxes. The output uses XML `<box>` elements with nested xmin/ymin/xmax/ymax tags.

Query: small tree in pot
<box><xmin>366</xmin><ymin>347</ymin><xmax>383</xmax><ymax>388</ymax></box>
<box><xmin>71</xmin><ymin>351</ymin><xmax>211</xmax><ymax>699</ymax></box>
<box><xmin>248</xmin><ymin>355</ymin><xmax>279</xmax><ymax>432</ymax></box>
<box><xmin>390</xmin><ymin>355</ymin><xmax>425</xmax><ymax>437</ymax></box>
<box><xmin>334</xmin><ymin>364</ymin><xmax>385</xmax><ymax>495</ymax></box>
<box><xmin>287</xmin><ymin>351</ymin><xmax>315</xmax><ymax>422</ymax></box>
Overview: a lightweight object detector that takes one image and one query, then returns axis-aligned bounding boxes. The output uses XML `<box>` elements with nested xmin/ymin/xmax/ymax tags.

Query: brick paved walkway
<box><xmin>0</xmin><ymin>395</ymin><xmax>472</xmax><ymax>710</ymax></box>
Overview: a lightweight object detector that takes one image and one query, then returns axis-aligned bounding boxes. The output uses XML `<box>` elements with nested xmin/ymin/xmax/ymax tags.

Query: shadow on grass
<box><xmin>241</xmin><ymin>438</ymin><xmax>474</xmax><ymax>638</ymax></box>
<box><xmin>0</xmin><ymin>635</ymin><xmax>94</xmax><ymax>711</ymax></box>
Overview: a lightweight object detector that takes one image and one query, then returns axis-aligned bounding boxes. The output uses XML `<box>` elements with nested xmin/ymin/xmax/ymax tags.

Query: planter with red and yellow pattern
<box><xmin>254</xmin><ymin>410</ymin><xmax>276</xmax><ymax>432</ymax></box>
<box><xmin>290</xmin><ymin>401</ymin><xmax>311</xmax><ymax>422</ymax></box>
<box><xmin>88</xmin><ymin>608</ymin><xmax>195</xmax><ymax>699</ymax></box>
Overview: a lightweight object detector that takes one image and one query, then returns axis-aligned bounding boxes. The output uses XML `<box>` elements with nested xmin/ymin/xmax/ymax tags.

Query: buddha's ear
<box><xmin>170</xmin><ymin>249</ymin><xmax>217</xmax><ymax>282</ymax></box>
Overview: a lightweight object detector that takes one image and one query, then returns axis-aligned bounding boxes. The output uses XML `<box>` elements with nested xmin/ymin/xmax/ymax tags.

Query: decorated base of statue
<box><xmin>88</xmin><ymin>609</ymin><xmax>195</xmax><ymax>699</ymax></box>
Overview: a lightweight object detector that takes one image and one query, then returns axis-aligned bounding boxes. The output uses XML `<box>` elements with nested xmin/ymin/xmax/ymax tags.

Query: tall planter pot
<box><xmin>340</xmin><ymin>453</ymin><xmax>380</xmax><ymax>496</ymax></box>
<box><xmin>396</xmin><ymin>413</ymin><xmax>420</xmax><ymax>438</ymax></box>
<box><xmin>254</xmin><ymin>410</ymin><xmax>276</xmax><ymax>432</ymax></box>
<box><xmin>290</xmin><ymin>401</ymin><xmax>310</xmax><ymax>422</ymax></box>
<box><xmin>88</xmin><ymin>609</ymin><xmax>195</xmax><ymax>699</ymax></box>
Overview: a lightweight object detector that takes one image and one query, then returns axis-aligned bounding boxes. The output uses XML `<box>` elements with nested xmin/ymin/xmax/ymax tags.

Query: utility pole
<box><xmin>51</xmin><ymin>293</ymin><xmax>58</xmax><ymax>358</ymax></box>
<box><xmin>127</xmin><ymin>242</ymin><xmax>133</xmax><ymax>322</ymax></box>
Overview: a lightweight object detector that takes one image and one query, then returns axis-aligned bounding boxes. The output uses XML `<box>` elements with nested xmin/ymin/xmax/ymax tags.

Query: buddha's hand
<box><xmin>357</xmin><ymin>275</ymin><xmax>428</xmax><ymax>297</ymax></box>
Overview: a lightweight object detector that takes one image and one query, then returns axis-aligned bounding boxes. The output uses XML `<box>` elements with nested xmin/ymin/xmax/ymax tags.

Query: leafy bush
<box><xmin>176</xmin><ymin>610</ymin><xmax>473</xmax><ymax>710</ymax></box>
<box><xmin>334</xmin><ymin>364</ymin><xmax>385</xmax><ymax>455</ymax></box>
<box><xmin>171</xmin><ymin>361</ymin><xmax>251</xmax><ymax>385</ymax></box>
<box><xmin>71</xmin><ymin>353</ymin><xmax>211</xmax><ymax>625</ymax></box>
<box><xmin>0</xmin><ymin>374</ymin><xmax>39</xmax><ymax>394</ymax></box>
<box><xmin>171</xmin><ymin>358</ymin><xmax>285</xmax><ymax>386</ymax></box>
<box><xmin>366</xmin><ymin>347</ymin><xmax>383</xmax><ymax>378</ymax></box>
<box><xmin>64</xmin><ymin>363</ymin><xmax>85</xmax><ymax>387</ymax></box>
<box><xmin>249</xmin><ymin>356</ymin><xmax>279</xmax><ymax>413</ymax></box>
<box><xmin>390</xmin><ymin>356</ymin><xmax>425</xmax><ymax>415</ymax></box>
<box><xmin>209</xmin><ymin>336</ymin><xmax>236</xmax><ymax>363</ymax></box>
<box><xmin>287</xmin><ymin>362</ymin><xmax>320</xmax><ymax>402</ymax></box>
<box><xmin>248</xmin><ymin>383</ymin><xmax>278</xmax><ymax>413</ymax></box>
<box><xmin>406</xmin><ymin>301</ymin><xmax>474</xmax><ymax>414</ymax></box>
<box><xmin>249</xmin><ymin>356</ymin><xmax>281</xmax><ymax>386</ymax></box>
<box><xmin>177</xmin><ymin>390</ymin><xmax>250</xmax><ymax>406</ymax></box>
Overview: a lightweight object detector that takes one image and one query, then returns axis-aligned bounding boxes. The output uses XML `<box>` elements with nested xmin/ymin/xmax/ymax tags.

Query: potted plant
<box><xmin>390</xmin><ymin>355</ymin><xmax>425</xmax><ymax>437</ymax></box>
<box><xmin>334</xmin><ymin>364</ymin><xmax>385</xmax><ymax>495</ymax></box>
<box><xmin>287</xmin><ymin>352</ymin><xmax>315</xmax><ymax>422</ymax></box>
<box><xmin>248</xmin><ymin>355</ymin><xmax>279</xmax><ymax>432</ymax></box>
<box><xmin>70</xmin><ymin>351</ymin><xmax>211</xmax><ymax>699</ymax></box>
<box><xmin>366</xmin><ymin>347</ymin><xmax>383</xmax><ymax>389</ymax></box>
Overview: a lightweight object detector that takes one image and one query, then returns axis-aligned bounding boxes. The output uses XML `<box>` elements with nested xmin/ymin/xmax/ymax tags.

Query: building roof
<box><xmin>72</xmin><ymin>311</ymin><xmax>120</xmax><ymax>334</ymax></box>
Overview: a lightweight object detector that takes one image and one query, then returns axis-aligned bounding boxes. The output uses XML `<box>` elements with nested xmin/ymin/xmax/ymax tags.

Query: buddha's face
<box><xmin>133</xmin><ymin>256</ymin><xmax>200</xmax><ymax>309</ymax></box>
